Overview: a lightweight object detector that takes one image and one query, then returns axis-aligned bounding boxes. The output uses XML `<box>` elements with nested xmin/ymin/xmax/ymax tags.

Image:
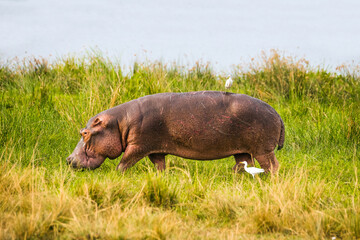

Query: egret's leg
<box><xmin>233</xmin><ymin>153</ymin><xmax>253</xmax><ymax>172</ymax></box>
<box><xmin>149</xmin><ymin>153</ymin><xmax>166</xmax><ymax>171</ymax></box>
<box><xmin>255</xmin><ymin>151</ymin><xmax>279</xmax><ymax>173</ymax></box>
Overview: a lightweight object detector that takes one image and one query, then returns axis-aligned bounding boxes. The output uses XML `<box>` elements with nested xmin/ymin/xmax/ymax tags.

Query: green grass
<box><xmin>0</xmin><ymin>50</ymin><xmax>359</xmax><ymax>239</ymax></box>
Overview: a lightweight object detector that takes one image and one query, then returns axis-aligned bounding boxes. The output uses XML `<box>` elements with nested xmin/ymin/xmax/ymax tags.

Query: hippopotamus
<box><xmin>67</xmin><ymin>91</ymin><xmax>285</xmax><ymax>173</ymax></box>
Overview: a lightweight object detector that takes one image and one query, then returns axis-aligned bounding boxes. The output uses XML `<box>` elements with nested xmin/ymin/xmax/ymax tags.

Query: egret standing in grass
<box><xmin>225</xmin><ymin>75</ymin><xmax>233</xmax><ymax>89</ymax></box>
<box><xmin>241</xmin><ymin>161</ymin><xmax>265</xmax><ymax>178</ymax></box>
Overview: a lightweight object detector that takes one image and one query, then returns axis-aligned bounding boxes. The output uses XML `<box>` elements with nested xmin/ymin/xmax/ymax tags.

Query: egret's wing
<box><xmin>225</xmin><ymin>80</ymin><xmax>231</xmax><ymax>87</ymax></box>
<box><xmin>248</xmin><ymin>167</ymin><xmax>265</xmax><ymax>174</ymax></box>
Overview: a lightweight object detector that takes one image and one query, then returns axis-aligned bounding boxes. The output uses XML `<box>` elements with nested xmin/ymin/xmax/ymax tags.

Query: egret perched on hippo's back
<box><xmin>67</xmin><ymin>91</ymin><xmax>285</xmax><ymax>173</ymax></box>
<box><xmin>225</xmin><ymin>75</ymin><xmax>233</xmax><ymax>89</ymax></box>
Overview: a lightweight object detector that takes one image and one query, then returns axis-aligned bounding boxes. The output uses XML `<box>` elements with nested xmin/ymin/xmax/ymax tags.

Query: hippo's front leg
<box><xmin>149</xmin><ymin>153</ymin><xmax>166</xmax><ymax>171</ymax></box>
<box><xmin>116</xmin><ymin>145</ymin><xmax>148</xmax><ymax>172</ymax></box>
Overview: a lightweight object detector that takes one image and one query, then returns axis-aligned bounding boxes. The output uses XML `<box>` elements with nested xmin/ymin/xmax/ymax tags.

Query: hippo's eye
<box><xmin>80</xmin><ymin>129</ymin><xmax>91</xmax><ymax>138</ymax></box>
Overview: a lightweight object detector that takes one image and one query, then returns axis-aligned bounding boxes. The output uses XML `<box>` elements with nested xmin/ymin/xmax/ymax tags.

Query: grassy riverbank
<box><xmin>0</xmin><ymin>51</ymin><xmax>359</xmax><ymax>239</ymax></box>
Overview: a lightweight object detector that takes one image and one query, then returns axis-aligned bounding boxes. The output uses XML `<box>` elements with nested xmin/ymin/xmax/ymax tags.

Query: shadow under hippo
<box><xmin>67</xmin><ymin>91</ymin><xmax>285</xmax><ymax>173</ymax></box>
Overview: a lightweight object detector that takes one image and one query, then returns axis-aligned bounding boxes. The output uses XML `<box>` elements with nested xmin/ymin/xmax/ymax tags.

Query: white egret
<box><xmin>225</xmin><ymin>76</ymin><xmax>233</xmax><ymax>89</ymax></box>
<box><xmin>241</xmin><ymin>161</ymin><xmax>265</xmax><ymax>178</ymax></box>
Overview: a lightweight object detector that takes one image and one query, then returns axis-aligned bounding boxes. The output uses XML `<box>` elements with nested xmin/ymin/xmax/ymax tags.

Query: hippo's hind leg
<box><xmin>255</xmin><ymin>151</ymin><xmax>279</xmax><ymax>173</ymax></box>
<box><xmin>116</xmin><ymin>145</ymin><xmax>148</xmax><ymax>172</ymax></box>
<box><xmin>149</xmin><ymin>153</ymin><xmax>166</xmax><ymax>171</ymax></box>
<box><xmin>233</xmin><ymin>153</ymin><xmax>253</xmax><ymax>172</ymax></box>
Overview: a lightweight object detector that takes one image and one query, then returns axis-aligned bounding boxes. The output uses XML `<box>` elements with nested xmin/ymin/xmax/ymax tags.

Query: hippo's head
<box><xmin>67</xmin><ymin>114</ymin><xmax>123</xmax><ymax>169</ymax></box>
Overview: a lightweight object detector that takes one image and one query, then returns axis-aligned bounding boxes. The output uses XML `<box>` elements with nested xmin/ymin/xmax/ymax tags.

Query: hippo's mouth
<box><xmin>82</xmin><ymin>146</ymin><xmax>105</xmax><ymax>169</ymax></box>
<box><xmin>67</xmin><ymin>139</ymin><xmax>105</xmax><ymax>170</ymax></box>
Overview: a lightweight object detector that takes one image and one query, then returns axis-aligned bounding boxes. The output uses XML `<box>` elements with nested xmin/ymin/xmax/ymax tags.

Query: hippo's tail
<box><xmin>277</xmin><ymin>118</ymin><xmax>285</xmax><ymax>150</ymax></box>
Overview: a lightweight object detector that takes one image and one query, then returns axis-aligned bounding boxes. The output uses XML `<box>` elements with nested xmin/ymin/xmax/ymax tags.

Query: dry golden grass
<box><xmin>1</xmin><ymin>154</ymin><xmax>359</xmax><ymax>239</ymax></box>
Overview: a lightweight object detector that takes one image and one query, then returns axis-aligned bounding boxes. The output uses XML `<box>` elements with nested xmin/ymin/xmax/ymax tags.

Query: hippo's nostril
<box><xmin>66</xmin><ymin>157</ymin><xmax>72</xmax><ymax>164</ymax></box>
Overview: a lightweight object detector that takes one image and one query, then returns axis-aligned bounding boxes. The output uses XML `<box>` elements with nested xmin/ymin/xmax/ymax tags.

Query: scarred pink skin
<box><xmin>67</xmin><ymin>91</ymin><xmax>285</xmax><ymax>172</ymax></box>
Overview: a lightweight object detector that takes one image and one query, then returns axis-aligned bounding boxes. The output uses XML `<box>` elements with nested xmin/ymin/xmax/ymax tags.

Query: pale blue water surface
<box><xmin>1</xmin><ymin>0</ymin><xmax>360</xmax><ymax>72</ymax></box>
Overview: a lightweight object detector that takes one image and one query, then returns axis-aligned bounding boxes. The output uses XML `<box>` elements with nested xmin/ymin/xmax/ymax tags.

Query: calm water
<box><xmin>1</xmin><ymin>0</ymin><xmax>360</xmax><ymax>72</ymax></box>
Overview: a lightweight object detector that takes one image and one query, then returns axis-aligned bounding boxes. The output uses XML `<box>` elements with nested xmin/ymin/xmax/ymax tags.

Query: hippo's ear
<box><xmin>91</xmin><ymin>115</ymin><xmax>110</xmax><ymax>128</ymax></box>
<box><xmin>91</xmin><ymin>117</ymin><xmax>102</xmax><ymax>127</ymax></box>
